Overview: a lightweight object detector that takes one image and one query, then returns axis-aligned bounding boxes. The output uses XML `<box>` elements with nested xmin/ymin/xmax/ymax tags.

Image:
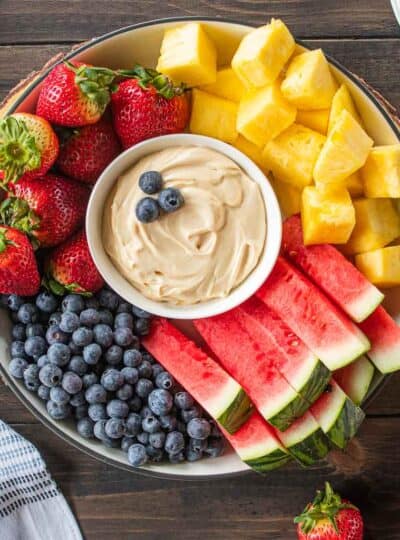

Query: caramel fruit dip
<box><xmin>102</xmin><ymin>145</ymin><xmax>267</xmax><ymax>305</ymax></box>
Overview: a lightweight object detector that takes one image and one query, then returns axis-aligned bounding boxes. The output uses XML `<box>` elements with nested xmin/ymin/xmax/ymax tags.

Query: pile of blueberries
<box><xmin>0</xmin><ymin>287</ymin><xmax>225</xmax><ymax>467</ymax></box>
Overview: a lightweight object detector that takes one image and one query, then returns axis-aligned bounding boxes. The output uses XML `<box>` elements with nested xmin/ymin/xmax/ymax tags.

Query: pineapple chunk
<box><xmin>296</xmin><ymin>109</ymin><xmax>330</xmax><ymax>134</ymax></box>
<box><xmin>343</xmin><ymin>171</ymin><xmax>364</xmax><ymax>198</ymax></box>
<box><xmin>237</xmin><ymin>83</ymin><xmax>296</xmax><ymax>147</ymax></box>
<box><xmin>262</xmin><ymin>123</ymin><xmax>326</xmax><ymax>188</ymax></box>
<box><xmin>314</xmin><ymin>110</ymin><xmax>373</xmax><ymax>184</ymax></box>
<box><xmin>362</xmin><ymin>145</ymin><xmax>400</xmax><ymax>198</ymax></box>
<box><xmin>345</xmin><ymin>198</ymin><xmax>400</xmax><ymax>254</ymax></box>
<box><xmin>270</xmin><ymin>175</ymin><xmax>302</xmax><ymax>218</ymax></box>
<box><xmin>281</xmin><ymin>49</ymin><xmax>338</xmax><ymax>110</ymax></box>
<box><xmin>156</xmin><ymin>23</ymin><xmax>217</xmax><ymax>86</ymax></box>
<box><xmin>301</xmin><ymin>184</ymin><xmax>355</xmax><ymax>245</ymax></box>
<box><xmin>201</xmin><ymin>67</ymin><xmax>245</xmax><ymax>102</ymax></box>
<box><xmin>328</xmin><ymin>83</ymin><xmax>363</xmax><ymax>133</ymax></box>
<box><xmin>231</xmin><ymin>19</ymin><xmax>295</xmax><ymax>88</ymax></box>
<box><xmin>355</xmin><ymin>246</ymin><xmax>400</xmax><ymax>288</ymax></box>
<box><xmin>233</xmin><ymin>136</ymin><xmax>268</xmax><ymax>170</ymax></box>
<box><xmin>189</xmin><ymin>89</ymin><xmax>238</xmax><ymax>143</ymax></box>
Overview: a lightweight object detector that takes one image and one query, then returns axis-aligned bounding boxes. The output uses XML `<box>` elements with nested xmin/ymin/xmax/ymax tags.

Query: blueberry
<box><xmin>24</xmin><ymin>336</ymin><xmax>47</xmax><ymax>358</ymax></box>
<box><xmin>136</xmin><ymin>360</ymin><xmax>151</xmax><ymax>378</ymax></box>
<box><xmin>48</xmin><ymin>343</ymin><xmax>70</xmax><ymax>366</ymax></box>
<box><xmin>113</xmin><ymin>327</ymin><xmax>134</xmax><ymax>347</ymax></box>
<box><xmin>60</xmin><ymin>311</ymin><xmax>80</xmax><ymax>333</ymax></box>
<box><xmin>23</xmin><ymin>364</ymin><xmax>40</xmax><ymax>391</ymax></box>
<box><xmin>135</xmin><ymin>197</ymin><xmax>160</xmax><ymax>223</ymax></box>
<box><xmin>79</xmin><ymin>308</ymin><xmax>100</xmax><ymax>327</ymax></box>
<box><xmin>181</xmin><ymin>406</ymin><xmax>202</xmax><ymax>423</ymax></box>
<box><xmin>37</xmin><ymin>355</ymin><xmax>49</xmax><ymax>368</ymax></box>
<box><xmin>116</xmin><ymin>383</ymin><xmax>133</xmax><ymax>401</ymax></box>
<box><xmin>93</xmin><ymin>324</ymin><xmax>113</xmax><ymax>348</ymax></box>
<box><xmin>142</xmin><ymin>351</ymin><xmax>154</xmax><ymax>363</ymax></box>
<box><xmin>107</xmin><ymin>399</ymin><xmax>129</xmax><ymax>419</ymax></box>
<box><xmin>8</xmin><ymin>357</ymin><xmax>28</xmax><ymax>379</ymax></box>
<box><xmin>72</xmin><ymin>327</ymin><xmax>93</xmax><ymax>347</ymax></box>
<box><xmin>11</xmin><ymin>341</ymin><xmax>27</xmax><ymax>358</ymax></box>
<box><xmin>165</xmin><ymin>431</ymin><xmax>185</xmax><ymax>454</ymax></box>
<box><xmin>85</xmin><ymin>296</ymin><xmax>100</xmax><ymax>310</ymax></box>
<box><xmin>62</xmin><ymin>294</ymin><xmax>84</xmax><ymax>314</ymax></box>
<box><xmin>37</xmin><ymin>384</ymin><xmax>51</xmax><ymax>401</ymax></box>
<box><xmin>105</xmin><ymin>418</ymin><xmax>126</xmax><ymax>439</ymax></box>
<box><xmin>39</xmin><ymin>363</ymin><xmax>62</xmax><ymax>388</ymax></box>
<box><xmin>77</xmin><ymin>417</ymin><xmax>94</xmax><ymax>439</ymax></box>
<box><xmin>82</xmin><ymin>372</ymin><xmax>98</xmax><ymax>388</ymax></box>
<box><xmin>146</xmin><ymin>445</ymin><xmax>164</xmax><ymax>462</ymax></box>
<box><xmin>104</xmin><ymin>345</ymin><xmax>123</xmax><ymax>366</ymax></box>
<box><xmin>127</xmin><ymin>396</ymin><xmax>142</xmax><ymax>413</ymax></box>
<box><xmin>47</xmin><ymin>400</ymin><xmax>71</xmax><ymax>420</ymax></box>
<box><xmin>74</xmin><ymin>404</ymin><xmax>89</xmax><ymax>420</ymax></box>
<box><xmin>132</xmin><ymin>306</ymin><xmax>152</xmax><ymax>319</ymax></box>
<box><xmin>187</xmin><ymin>418</ymin><xmax>211</xmax><ymax>440</ymax></box>
<box><xmin>97</xmin><ymin>289</ymin><xmax>119</xmax><ymax>311</ymax></box>
<box><xmin>158</xmin><ymin>187</ymin><xmax>184</xmax><ymax>213</ymax></box>
<box><xmin>149</xmin><ymin>431</ymin><xmax>166</xmax><ymax>449</ymax></box>
<box><xmin>128</xmin><ymin>443</ymin><xmax>148</xmax><ymax>467</ymax></box>
<box><xmin>148</xmin><ymin>389</ymin><xmax>173</xmax><ymax>416</ymax></box>
<box><xmin>83</xmin><ymin>343</ymin><xmax>102</xmax><ymax>365</ymax></box>
<box><xmin>114</xmin><ymin>313</ymin><xmax>133</xmax><ymax>330</ymax></box>
<box><xmin>68</xmin><ymin>340</ymin><xmax>82</xmax><ymax>355</ymax></box>
<box><xmin>126</xmin><ymin>413</ymin><xmax>142</xmax><ymax>436</ymax></box>
<box><xmin>189</xmin><ymin>438</ymin><xmax>207</xmax><ymax>453</ymax></box>
<box><xmin>102</xmin><ymin>436</ymin><xmax>120</xmax><ymax>449</ymax></box>
<box><xmin>97</xmin><ymin>309</ymin><xmax>113</xmax><ymax>326</ymax></box>
<box><xmin>139</xmin><ymin>170</ymin><xmax>163</xmax><ymax>194</ymax></box>
<box><xmin>46</xmin><ymin>325</ymin><xmax>69</xmax><ymax>345</ymax></box>
<box><xmin>159</xmin><ymin>415</ymin><xmax>178</xmax><ymax>432</ymax></box>
<box><xmin>101</xmin><ymin>368</ymin><xmax>123</xmax><ymax>391</ymax></box>
<box><xmin>174</xmin><ymin>391</ymin><xmax>194</xmax><ymax>410</ymax></box>
<box><xmin>7</xmin><ymin>294</ymin><xmax>24</xmax><ymax>312</ymax></box>
<box><xmin>140</xmin><ymin>406</ymin><xmax>153</xmax><ymax>419</ymax></box>
<box><xmin>155</xmin><ymin>371</ymin><xmax>174</xmax><ymax>391</ymax></box>
<box><xmin>168</xmin><ymin>451</ymin><xmax>185</xmax><ymax>464</ymax></box>
<box><xmin>136</xmin><ymin>432</ymin><xmax>149</xmax><ymax>445</ymax></box>
<box><xmin>152</xmin><ymin>363</ymin><xmax>164</xmax><ymax>378</ymax></box>
<box><xmin>11</xmin><ymin>324</ymin><xmax>26</xmax><ymax>341</ymax></box>
<box><xmin>18</xmin><ymin>303</ymin><xmax>39</xmax><ymax>324</ymax></box>
<box><xmin>70</xmin><ymin>390</ymin><xmax>86</xmax><ymax>407</ymax></box>
<box><xmin>142</xmin><ymin>415</ymin><xmax>161</xmax><ymax>434</ymax></box>
<box><xmin>88</xmin><ymin>403</ymin><xmax>107</xmax><ymax>422</ymax></box>
<box><xmin>133</xmin><ymin>318</ymin><xmax>150</xmax><ymax>336</ymax></box>
<box><xmin>48</xmin><ymin>311</ymin><xmax>62</xmax><ymax>326</ymax></box>
<box><xmin>123</xmin><ymin>349</ymin><xmax>142</xmax><ymax>367</ymax></box>
<box><xmin>204</xmin><ymin>437</ymin><xmax>225</xmax><ymax>458</ymax></box>
<box><xmin>85</xmin><ymin>383</ymin><xmax>107</xmax><ymax>404</ymax></box>
<box><xmin>62</xmin><ymin>371</ymin><xmax>82</xmax><ymax>394</ymax></box>
<box><xmin>135</xmin><ymin>378</ymin><xmax>154</xmax><ymax>398</ymax></box>
<box><xmin>93</xmin><ymin>419</ymin><xmax>108</xmax><ymax>441</ymax></box>
<box><xmin>36</xmin><ymin>290</ymin><xmax>58</xmax><ymax>313</ymax></box>
<box><xmin>116</xmin><ymin>302</ymin><xmax>131</xmax><ymax>314</ymax></box>
<box><xmin>50</xmin><ymin>386</ymin><xmax>70</xmax><ymax>405</ymax></box>
<box><xmin>121</xmin><ymin>436</ymin><xmax>135</xmax><ymax>453</ymax></box>
<box><xmin>209</xmin><ymin>419</ymin><xmax>222</xmax><ymax>438</ymax></box>
<box><xmin>25</xmin><ymin>323</ymin><xmax>45</xmax><ymax>338</ymax></box>
<box><xmin>68</xmin><ymin>356</ymin><xmax>87</xmax><ymax>376</ymax></box>
<box><xmin>186</xmin><ymin>448</ymin><xmax>203</xmax><ymax>462</ymax></box>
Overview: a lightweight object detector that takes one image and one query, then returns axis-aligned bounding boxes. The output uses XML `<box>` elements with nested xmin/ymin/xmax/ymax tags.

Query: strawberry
<box><xmin>36</xmin><ymin>61</ymin><xmax>117</xmax><ymax>127</ymax></box>
<box><xmin>45</xmin><ymin>228</ymin><xmax>104</xmax><ymax>295</ymax></box>
<box><xmin>0</xmin><ymin>225</ymin><xmax>40</xmax><ymax>296</ymax></box>
<box><xmin>0</xmin><ymin>113</ymin><xmax>59</xmax><ymax>185</ymax></box>
<box><xmin>56</xmin><ymin>118</ymin><xmax>121</xmax><ymax>184</ymax></box>
<box><xmin>111</xmin><ymin>66</ymin><xmax>189</xmax><ymax>149</ymax></box>
<box><xmin>295</xmin><ymin>482</ymin><xmax>364</xmax><ymax>540</ymax></box>
<box><xmin>1</xmin><ymin>174</ymin><xmax>89</xmax><ymax>248</ymax></box>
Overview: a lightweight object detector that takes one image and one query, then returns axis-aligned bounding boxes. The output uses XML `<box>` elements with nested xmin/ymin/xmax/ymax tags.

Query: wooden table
<box><xmin>1</xmin><ymin>2</ymin><xmax>400</xmax><ymax>538</ymax></box>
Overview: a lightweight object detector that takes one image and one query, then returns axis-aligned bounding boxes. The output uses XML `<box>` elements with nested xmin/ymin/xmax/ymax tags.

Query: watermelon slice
<box><xmin>282</xmin><ymin>215</ymin><xmax>384</xmax><ymax>322</ymax></box>
<box><xmin>241</xmin><ymin>297</ymin><xmax>330</xmax><ymax>406</ymax></box>
<box><xmin>256</xmin><ymin>257</ymin><xmax>371</xmax><ymax>370</ymax></box>
<box><xmin>359</xmin><ymin>306</ymin><xmax>400</xmax><ymax>373</ymax></box>
<box><xmin>222</xmin><ymin>412</ymin><xmax>292</xmax><ymax>473</ymax></box>
<box><xmin>309</xmin><ymin>379</ymin><xmax>365</xmax><ymax>449</ymax></box>
<box><xmin>195</xmin><ymin>312</ymin><xmax>310</xmax><ymax>431</ymax></box>
<box><xmin>334</xmin><ymin>356</ymin><xmax>376</xmax><ymax>405</ymax></box>
<box><xmin>142</xmin><ymin>319</ymin><xmax>252</xmax><ymax>434</ymax></box>
<box><xmin>273</xmin><ymin>411</ymin><xmax>330</xmax><ymax>467</ymax></box>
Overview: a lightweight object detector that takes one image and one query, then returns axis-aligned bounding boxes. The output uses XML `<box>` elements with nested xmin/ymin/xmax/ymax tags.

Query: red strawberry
<box><xmin>36</xmin><ymin>61</ymin><xmax>117</xmax><ymax>127</ymax></box>
<box><xmin>111</xmin><ymin>66</ymin><xmax>189</xmax><ymax>149</ymax></box>
<box><xmin>1</xmin><ymin>174</ymin><xmax>89</xmax><ymax>248</ymax></box>
<box><xmin>295</xmin><ymin>483</ymin><xmax>364</xmax><ymax>540</ymax></box>
<box><xmin>0</xmin><ymin>113</ymin><xmax>59</xmax><ymax>185</ymax></box>
<box><xmin>56</xmin><ymin>118</ymin><xmax>121</xmax><ymax>184</ymax></box>
<box><xmin>45</xmin><ymin>228</ymin><xmax>104</xmax><ymax>295</ymax></box>
<box><xmin>0</xmin><ymin>226</ymin><xmax>40</xmax><ymax>295</ymax></box>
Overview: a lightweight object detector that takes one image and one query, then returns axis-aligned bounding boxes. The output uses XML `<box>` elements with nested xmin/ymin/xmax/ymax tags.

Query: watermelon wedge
<box><xmin>334</xmin><ymin>356</ymin><xmax>376</xmax><ymax>406</ymax></box>
<box><xmin>195</xmin><ymin>312</ymin><xmax>310</xmax><ymax>431</ymax></box>
<box><xmin>282</xmin><ymin>215</ymin><xmax>384</xmax><ymax>322</ymax></box>
<box><xmin>241</xmin><ymin>297</ymin><xmax>330</xmax><ymax>406</ymax></box>
<box><xmin>142</xmin><ymin>319</ymin><xmax>252</xmax><ymax>434</ymax></box>
<box><xmin>256</xmin><ymin>257</ymin><xmax>371</xmax><ymax>370</ymax></box>
<box><xmin>222</xmin><ymin>412</ymin><xmax>292</xmax><ymax>473</ymax></box>
<box><xmin>309</xmin><ymin>379</ymin><xmax>365</xmax><ymax>449</ymax></box>
<box><xmin>359</xmin><ymin>306</ymin><xmax>400</xmax><ymax>373</ymax></box>
<box><xmin>273</xmin><ymin>411</ymin><xmax>330</xmax><ymax>467</ymax></box>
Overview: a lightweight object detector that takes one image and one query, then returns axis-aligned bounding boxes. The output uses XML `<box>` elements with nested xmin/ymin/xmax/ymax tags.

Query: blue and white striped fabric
<box><xmin>0</xmin><ymin>420</ymin><xmax>83</xmax><ymax>540</ymax></box>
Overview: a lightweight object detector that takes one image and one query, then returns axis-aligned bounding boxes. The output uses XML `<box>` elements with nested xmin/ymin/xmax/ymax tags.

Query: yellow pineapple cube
<box><xmin>343</xmin><ymin>171</ymin><xmax>364</xmax><ymax>197</ymax></box>
<box><xmin>237</xmin><ymin>83</ymin><xmax>296</xmax><ymax>147</ymax></box>
<box><xmin>270</xmin><ymin>175</ymin><xmax>302</xmax><ymax>218</ymax></box>
<box><xmin>156</xmin><ymin>23</ymin><xmax>217</xmax><ymax>86</ymax></box>
<box><xmin>189</xmin><ymin>89</ymin><xmax>238</xmax><ymax>143</ymax></box>
<box><xmin>262</xmin><ymin>123</ymin><xmax>326</xmax><ymax>188</ymax></box>
<box><xmin>314</xmin><ymin>110</ymin><xmax>373</xmax><ymax>184</ymax></box>
<box><xmin>362</xmin><ymin>145</ymin><xmax>400</xmax><ymax>198</ymax></box>
<box><xmin>301</xmin><ymin>185</ymin><xmax>355</xmax><ymax>245</ymax></box>
<box><xmin>231</xmin><ymin>19</ymin><xmax>295</xmax><ymax>88</ymax></box>
<box><xmin>281</xmin><ymin>49</ymin><xmax>338</xmax><ymax>110</ymax></box>
<box><xmin>233</xmin><ymin>136</ymin><xmax>268</xmax><ymax>170</ymax></box>
<box><xmin>296</xmin><ymin>109</ymin><xmax>330</xmax><ymax>134</ymax></box>
<box><xmin>355</xmin><ymin>246</ymin><xmax>400</xmax><ymax>288</ymax></box>
<box><xmin>345</xmin><ymin>198</ymin><xmax>400</xmax><ymax>254</ymax></box>
<box><xmin>328</xmin><ymin>83</ymin><xmax>363</xmax><ymax>133</ymax></box>
<box><xmin>201</xmin><ymin>67</ymin><xmax>245</xmax><ymax>103</ymax></box>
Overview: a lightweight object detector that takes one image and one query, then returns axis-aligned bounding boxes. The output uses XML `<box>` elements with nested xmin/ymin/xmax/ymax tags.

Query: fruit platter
<box><xmin>1</xmin><ymin>17</ymin><xmax>400</xmax><ymax>479</ymax></box>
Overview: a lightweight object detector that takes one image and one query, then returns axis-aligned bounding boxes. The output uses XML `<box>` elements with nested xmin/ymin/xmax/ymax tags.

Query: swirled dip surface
<box><xmin>103</xmin><ymin>146</ymin><xmax>266</xmax><ymax>305</ymax></box>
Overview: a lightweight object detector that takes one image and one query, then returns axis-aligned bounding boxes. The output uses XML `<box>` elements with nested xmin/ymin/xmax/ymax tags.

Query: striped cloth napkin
<box><xmin>0</xmin><ymin>420</ymin><xmax>83</xmax><ymax>540</ymax></box>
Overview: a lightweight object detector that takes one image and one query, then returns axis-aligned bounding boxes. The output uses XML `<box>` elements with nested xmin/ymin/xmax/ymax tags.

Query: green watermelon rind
<box><xmin>216</xmin><ymin>389</ymin><xmax>253</xmax><ymax>435</ymax></box>
<box><xmin>323</xmin><ymin>398</ymin><xmax>365</xmax><ymax>449</ymax></box>
<box><xmin>245</xmin><ymin>448</ymin><xmax>292</xmax><ymax>473</ymax></box>
<box><xmin>364</xmin><ymin>365</ymin><xmax>387</xmax><ymax>403</ymax></box>
<box><xmin>285</xmin><ymin>427</ymin><xmax>330</xmax><ymax>467</ymax></box>
<box><xmin>267</xmin><ymin>393</ymin><xmax>311</xmax><ymax>432</ymax></box>
<box><xmin>297</xmin><ymin>360</ymin><xmax>331</xmax><ymax>406</ymax></box>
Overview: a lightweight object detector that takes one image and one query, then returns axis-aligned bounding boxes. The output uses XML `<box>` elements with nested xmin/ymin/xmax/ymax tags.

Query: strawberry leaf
<box><xmin>0</xmin><ymin>226</ymin><xmax>17</xmax><ymax>253</ymax></box>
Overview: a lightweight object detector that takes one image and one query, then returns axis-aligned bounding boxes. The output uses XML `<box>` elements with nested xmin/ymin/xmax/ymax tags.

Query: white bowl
<box><xmin>86</xmin><ymin>133</ymin><xmax>282</xmax><ymax>319</ymax></box>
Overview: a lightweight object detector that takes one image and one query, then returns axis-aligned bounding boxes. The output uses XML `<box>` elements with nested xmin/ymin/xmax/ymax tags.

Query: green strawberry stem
<box><xmin>0</xmin><ymin>197</ymin><xmax>40</xmax><ymax>244</ymax></box>
<box><xmin>42</xmin><ymin>274</ymin><xmax>92</xmax><ymax>297</ymax></box>
<box><xmin>294</xmin><ymin>482</ymin><xmax>357</xmax><ymax>534</ymax></box>
<box><xmin>0</xmin><ymin>226</ymin><xmax>17</xmax><ymax>253</ymax></box>
<box><xmin>0</xmin><ymin>117</ymin><xmax>41</xmax><ymax>184</ymax></box>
